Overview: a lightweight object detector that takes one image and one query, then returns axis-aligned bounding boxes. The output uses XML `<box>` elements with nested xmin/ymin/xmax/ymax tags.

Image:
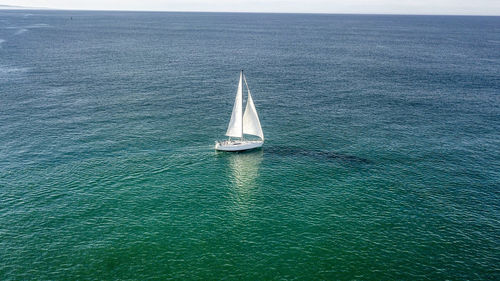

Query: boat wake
<box><xmin>264</xmin><ymin>146</ymin><xmax>371</xmax><ymax>164</ymax></box>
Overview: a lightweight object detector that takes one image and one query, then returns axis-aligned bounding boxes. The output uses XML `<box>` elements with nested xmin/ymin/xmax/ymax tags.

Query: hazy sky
<box><xmin>3</xmin><ymin>0</ymin><xmax>500</xmax><ymax>15</ymax></box>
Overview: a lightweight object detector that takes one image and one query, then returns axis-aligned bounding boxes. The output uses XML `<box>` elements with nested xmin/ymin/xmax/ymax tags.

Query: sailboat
<box><xmin>215</xmin><ymin>70</ymin><xmax>264</xmax><ymax>151</ymax></box>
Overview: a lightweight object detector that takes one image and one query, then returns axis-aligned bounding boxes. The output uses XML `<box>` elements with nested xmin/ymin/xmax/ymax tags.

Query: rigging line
<box><xmin>243</xmin><ymin>74</ymin><xmax>251</xmax><ymax>96</ymax></box>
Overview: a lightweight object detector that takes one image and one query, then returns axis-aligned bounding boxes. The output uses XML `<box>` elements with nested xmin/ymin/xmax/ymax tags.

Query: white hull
<box><xmin>215</xmin><ymin>140</ymin><xmax>263</xmax><ymax>152</ymax></box>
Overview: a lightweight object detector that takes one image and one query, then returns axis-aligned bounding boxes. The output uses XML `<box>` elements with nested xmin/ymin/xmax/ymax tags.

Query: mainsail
<box><xmin>225</xmin><ymin>72</ymin><xmax>243</xmax><ymax>138</ymax></box>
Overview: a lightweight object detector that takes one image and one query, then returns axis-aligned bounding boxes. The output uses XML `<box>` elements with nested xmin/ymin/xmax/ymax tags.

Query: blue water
<box><xmin>1</xmin><ymin>10</ymin><xmax>499</xmax><ymax>279</ymax></box>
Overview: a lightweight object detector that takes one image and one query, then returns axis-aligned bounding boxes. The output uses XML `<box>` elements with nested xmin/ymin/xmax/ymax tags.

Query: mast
<box><xmin>240</xmin><ymin>70</ymin><xmax>244</xmax><ymax>140</ymax></box>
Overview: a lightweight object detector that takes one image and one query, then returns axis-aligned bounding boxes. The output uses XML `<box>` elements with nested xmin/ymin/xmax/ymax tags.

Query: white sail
<box><xmin>242</xmin><ymin>76</ymin><xmax>264</xmax><ymax>140</ymax></box>
<box><xmin>225</xmin><ymin>72</ymin><xmax>243</xmax><ymax>138</ymax></box>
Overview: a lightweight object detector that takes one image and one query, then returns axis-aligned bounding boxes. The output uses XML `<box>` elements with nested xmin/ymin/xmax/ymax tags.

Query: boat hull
<box><xmin>215</xmin><ymin>140</ymin><xmax>263</xmax><ymax>152</ymax></box>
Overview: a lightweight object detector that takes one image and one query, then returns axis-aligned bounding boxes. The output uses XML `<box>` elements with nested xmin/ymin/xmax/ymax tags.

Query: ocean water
<box><xmin>1</xmin><ymin>10</ymin><xmax>499</xmax><ymax>280</ymax></box>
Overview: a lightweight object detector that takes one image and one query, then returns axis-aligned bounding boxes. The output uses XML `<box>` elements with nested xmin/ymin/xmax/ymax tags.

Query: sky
<box><xmin>2</xmin><ymin>0</ymin><xmax>500</xmax><ymax>15</ymax></box>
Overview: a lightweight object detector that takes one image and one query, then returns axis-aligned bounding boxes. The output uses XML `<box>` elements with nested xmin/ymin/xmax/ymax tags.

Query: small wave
<box><xmin>0</xmin><ymin>39</ymin><xmax>5</xmax><ymax>47</ymax></box>
<box><xmin>14</xmin><ymin>28</ymin><xmax>28</xmax><ymax>35</ymax></box>
<box><xmin>3</xmin><ymin>27</ymin><xmax>28</xmax><ymax>35</ymax></box>
<box><xmin>26</xmin><ymin>23</ymin><xmax>51</xmax><ymax>28</ymax></box>
<box><xmin>0</xmin><ymin>65</ymin><xmax>30</xmax><ymax>75</ymax></box>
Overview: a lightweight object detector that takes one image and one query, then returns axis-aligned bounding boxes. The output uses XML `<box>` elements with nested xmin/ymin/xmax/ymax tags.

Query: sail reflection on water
<box><xmin>227</xmin><ymin>150</ymin><xmax>263</xmax><ymax>216</ymax></box>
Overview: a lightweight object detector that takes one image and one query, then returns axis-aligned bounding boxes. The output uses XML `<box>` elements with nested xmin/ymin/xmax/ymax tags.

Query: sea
<box><xmin>0</xmin><ymin>10</ymin><xmax>499</xmax><ymax>280</ymax></box>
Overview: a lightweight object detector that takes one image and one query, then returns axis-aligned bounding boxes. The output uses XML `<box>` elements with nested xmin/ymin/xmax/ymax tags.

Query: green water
<box><xmin>1</xmin><ymin>10</ymin><xmax>499</xmax><ymax>280</ymax></box>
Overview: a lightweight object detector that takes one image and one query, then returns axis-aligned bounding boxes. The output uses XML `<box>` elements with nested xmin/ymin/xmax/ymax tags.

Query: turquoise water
<box><xmin>1</xmin><ymin>10</ymin><xmax>499</xmax><ymax>279</ymax></box>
